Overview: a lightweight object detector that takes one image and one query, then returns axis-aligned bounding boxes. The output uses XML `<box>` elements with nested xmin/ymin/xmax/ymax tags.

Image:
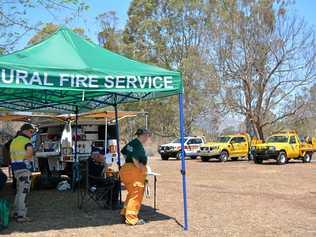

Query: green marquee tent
<box><xmin>0</xmin><ymin>28</ymin><xmax>189</xmax><ymax>230</ymax></box>
<box><xmin>0</xmin><ymin>27</ymin><xmax>182</xmax><ymax>112</ymax></box>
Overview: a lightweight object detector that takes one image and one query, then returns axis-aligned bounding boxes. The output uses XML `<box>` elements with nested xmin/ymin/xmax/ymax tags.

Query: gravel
<box><xmin>1</xmin><ymin>157</ymin><xmax>316</xmax><ymax>237</ymax></box>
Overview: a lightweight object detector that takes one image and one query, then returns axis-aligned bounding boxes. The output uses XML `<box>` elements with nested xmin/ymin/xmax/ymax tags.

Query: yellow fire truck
<box><xmin>198</xmin><ymin>133</ymin><xmax>256</xmax><ymax>162</ymax></box>
<box><xmin>251</xmin><ymin>131</ymin><xmax>316</xmax><ymax>165</ymax></box>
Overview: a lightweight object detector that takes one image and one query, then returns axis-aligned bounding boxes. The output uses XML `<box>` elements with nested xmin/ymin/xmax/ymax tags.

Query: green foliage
<box><xmin>119</xmin><ymin>0</ymin><xmax>316</xmax><ymax>139</ymax></box>
<box><xmin>1</xmin><ymin>0</ymin><xmax>315</xmax><ymax>140</ymax></box>
<box><xmin>96</xmin><ymin>11</ymin><xmax>124</xmax><ymax>53</ymax></box>
<box><xmin>120</xmin><ymin>0</ymin><xmax>220</xmax><ymax>136</ymax></box>
<box><xmin>120</xmin><ymin>98</ymin><xmax>180</xmax><ymax>138</ymax></box>
<box><xmin>0</xmin><ymin>0</ymin><xmax>88</xmax><ymax>52</ymax></box>
<box><xmin>206</xmin><ymin>0</ymin><xmax>315</xmax><ymax>139</ymax></box>
<box><xmin>28</xmin><ymin>23</ymin><xmax>86</xmax><ymax>45</ymax></box>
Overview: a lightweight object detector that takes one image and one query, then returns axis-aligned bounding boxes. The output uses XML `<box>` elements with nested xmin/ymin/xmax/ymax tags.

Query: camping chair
<box><xmin>77</xmin><ymin>159</ymin><xmax>115</xmax><ymax>209</ymax></box>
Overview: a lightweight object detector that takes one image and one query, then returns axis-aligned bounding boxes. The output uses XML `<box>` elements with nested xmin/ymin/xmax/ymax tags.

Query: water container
<box><xmin>0</xmin><ymin>198</ymin><xmax>9</xmax><ymax>230</ymax></box>
<box><xmin>105</xmin><ymin>153</ymin><xmax>113</xmax><ymax>165</ymax></box>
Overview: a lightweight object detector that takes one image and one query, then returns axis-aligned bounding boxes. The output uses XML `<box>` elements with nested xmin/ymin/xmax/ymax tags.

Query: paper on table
<box><xmin>146</xmin><ymin>165</ymin><xmax>160</xmax><ymax>176</ymax></box>
<box><xmin>147</xmin><ymin>171</ymin><xmax>160</xmax><ymax>176</ymax></box>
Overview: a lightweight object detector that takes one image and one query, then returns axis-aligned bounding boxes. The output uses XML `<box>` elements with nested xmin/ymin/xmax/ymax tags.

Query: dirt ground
<box><xmin>1</xmin><ymin>156</ymin><xmax>316</xmax><ymax>237</ymax></box>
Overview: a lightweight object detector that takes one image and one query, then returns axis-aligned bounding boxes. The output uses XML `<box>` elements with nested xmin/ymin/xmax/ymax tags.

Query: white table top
<box><xmin>147</xmin><ymin>171</ymin><xmax>160</xmax><ymax>176</ymax></box>
<box><xmin>35</xmin><ymin>152</ymin><xmax>60</xmax><ymax>158</ymax></box>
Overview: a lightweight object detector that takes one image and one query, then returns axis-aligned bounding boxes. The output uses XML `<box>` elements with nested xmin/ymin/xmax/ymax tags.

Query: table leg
<box><xmin>8</xmin><ymin>165</ymin><xmax>12</xmax><ymax>178</ymax></box>
<box><xmin>154</xmin><ymin>176</ymin><xmax>157</xmax><ymax>211</ymax></box>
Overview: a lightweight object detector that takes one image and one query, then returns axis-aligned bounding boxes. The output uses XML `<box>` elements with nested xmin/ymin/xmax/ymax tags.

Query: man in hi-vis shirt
<box><xmin>10</xmin><ymin>124</ymin><xmax>34</xmax><ymax>223</ymax></box>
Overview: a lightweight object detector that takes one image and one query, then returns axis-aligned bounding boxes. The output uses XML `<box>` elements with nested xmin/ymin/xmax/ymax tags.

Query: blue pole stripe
<box><xmin>179</xmin><ymin>92</ymin><xmax>189</xmax><ymax>230</ymax></box>
<box><xmin>114</xmin><ymin>104</ymin><xmax>121</xmax><ymax>167</ymax></box>
<box><xmin>114</xmin><ymin>101</ymin><xmax>122</xmax><ymax>204</ymax></box>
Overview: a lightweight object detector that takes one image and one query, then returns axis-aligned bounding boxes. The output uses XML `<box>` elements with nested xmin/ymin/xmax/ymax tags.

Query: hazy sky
<box><xmin>6</xmin><ymin>0</ymin><xmax>315</xmax><ymax>132</ymax></box>
<box><xmin>16</xmin><ymin>0</ymin><xmax>316</xmax><ymax>49</ymax></box>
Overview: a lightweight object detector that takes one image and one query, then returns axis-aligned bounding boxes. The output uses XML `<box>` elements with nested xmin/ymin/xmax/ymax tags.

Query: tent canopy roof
<box><xmin>0</xmin><ymin>27</ymin><xmax>182</xmax><ymax>112</ymax></box>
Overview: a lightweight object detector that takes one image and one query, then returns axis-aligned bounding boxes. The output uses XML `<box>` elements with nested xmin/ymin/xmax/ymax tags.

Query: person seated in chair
<box><xmin>0</xmin><ymin>168</ymin><xmax>7</xmax><ymax>191</ymax></box>
<box><xmin>88</xmin><ymin>147</ymin><xmax>120</xmax><ymax>209</ymax></box>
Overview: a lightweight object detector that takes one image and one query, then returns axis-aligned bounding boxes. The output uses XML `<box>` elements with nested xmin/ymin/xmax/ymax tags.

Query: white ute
<box><xmin>158</xmin><ymin>136</ymin><xmax>205</xmax><ymax>160</ymax></box>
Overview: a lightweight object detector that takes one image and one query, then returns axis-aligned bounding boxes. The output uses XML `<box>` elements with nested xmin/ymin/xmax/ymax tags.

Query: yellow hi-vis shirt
<box><xmin>10</xmin><ymin>135</ymin><xmax>32</xmax><ymax>171</ymax></box>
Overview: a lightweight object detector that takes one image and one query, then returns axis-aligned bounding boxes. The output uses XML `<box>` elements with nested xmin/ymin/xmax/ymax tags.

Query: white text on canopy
<box><xmin>1</xmin><ymin>69</ymin><xmax>175</xmax><ymax>90</ymax></box>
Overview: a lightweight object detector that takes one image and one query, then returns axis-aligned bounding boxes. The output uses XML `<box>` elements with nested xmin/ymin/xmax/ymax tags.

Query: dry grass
<box><xmin>1</xmin><ymin>157</ymin><xmax>316</xmax><ymax>237</ymax></box>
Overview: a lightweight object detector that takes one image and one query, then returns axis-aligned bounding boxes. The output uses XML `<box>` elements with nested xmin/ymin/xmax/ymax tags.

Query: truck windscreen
<box><xmin>266</xmin><ymin>136</ymin><xmax>288</xmax><ymax>143</ymax></box>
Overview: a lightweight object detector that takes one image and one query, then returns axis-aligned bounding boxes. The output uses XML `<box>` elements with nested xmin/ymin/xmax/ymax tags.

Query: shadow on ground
<box><xmin>259</xmin><ymin>160</ymin><xmax>306</xmax><ymax>165</ymax></box>
<box><xmin>198</xmin><ymin>159</ymin><xmax>250</xmax><ymax>163</ymax></box>
<box><xmin>1</xmin><ymin>185</ymin><xmax>173</xmax><ymax>234</ymax></box>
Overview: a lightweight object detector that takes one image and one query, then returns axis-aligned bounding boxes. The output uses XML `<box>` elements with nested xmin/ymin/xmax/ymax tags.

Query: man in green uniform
<box><xmin>120</xmin><ymin>128</ymin><xmax>151</xmax><ymax>225</ymax></box>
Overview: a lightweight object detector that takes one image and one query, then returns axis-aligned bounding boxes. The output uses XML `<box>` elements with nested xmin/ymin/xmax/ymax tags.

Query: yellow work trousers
<box><xmin>119</xmin><ymin>163</ymin><xmax>146</xmax><ymax>225</ymax></box>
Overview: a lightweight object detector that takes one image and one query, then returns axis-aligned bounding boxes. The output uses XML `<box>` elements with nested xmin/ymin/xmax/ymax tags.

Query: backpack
<box><xmin>0</xmin><ymin>198</ymin><xmax>9</xmax><ymax>230</ymax></box>
<box><xmin>2</xmin><ymin>139</ymin><xmax>12</xmax><ymax>167</ymax></box>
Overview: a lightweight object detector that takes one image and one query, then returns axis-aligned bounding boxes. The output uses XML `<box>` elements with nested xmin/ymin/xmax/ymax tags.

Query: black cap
<box><xmin>20</xmin><ymin>123</ymin><xmax>34</xmax><ymax>131</ymax></box>
<box><xmin>91</xmin><ymin>147</ymin><xmax>105</xmax><ymax>155</ymax></box>
<box><xmin>135</xmin><ymin>128</ymin><xmax>151</xmax><ymax>136</ymax></box>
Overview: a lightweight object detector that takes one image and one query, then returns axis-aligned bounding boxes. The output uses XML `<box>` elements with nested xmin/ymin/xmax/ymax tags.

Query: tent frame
<box><xmin>70</xmin><ymin>92</ymin><xmax>189</xmax><ymax>230</ymax></box>
<box><xmin>110</xmin><ymin>92</ymin><xmax>188</xmax><ymax>230</ymax></box>
<box><xmin>0</xmin><ymin>90</ymin><xmax>158</xmax><ymax>113</ymax></box>
<box><xmin>0</xmin><ymin>27</ymin><xmax>189</xmax><ymax>230</ymax></box>
<box><xmin>2</xmin><ymin>91</ymin><xmax>189</xmax><ymax>230</ymax></box>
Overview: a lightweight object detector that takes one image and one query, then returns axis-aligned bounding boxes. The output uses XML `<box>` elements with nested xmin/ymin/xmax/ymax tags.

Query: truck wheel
<box><xmin>254</xmin><ymin>156</ymin><xmax>263</xmax><ymax>164</ymax></box>
<box><xmin>201</xmin><ymin>156</ymin><xmax>210</xmax><ymax>162</ymax></box>
<box><xmin>219</xmin><ymin>151</ymin><xmax>228</xmax><ymax>162</ymax></box>
<box><xmin>277</xmin><ymin>152</ymin><xmax>287</xmax><ymax>165</ymax></box>
<box><xmin>190</xmin><ymin>156</ymin><xmax>197</xmax><ymax>160</ymax></box>
<box><xmin>231</xmin><ymin>157</ymin><xmax>238</xmax><ymax>161</ymax></box>
<box><xmin>303</xmin><ymin>153</ymin><xmax>312</xmax><ymax>163</ymax></box>
<box><xmin>161</xmin><ymin>155</ymin><xmax>169</xmax><ymax>160</ymax></box>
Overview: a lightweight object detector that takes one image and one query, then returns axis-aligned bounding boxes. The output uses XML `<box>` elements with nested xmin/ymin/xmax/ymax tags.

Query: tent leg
<box><xmin>73</xmin><ymin>106</ymin><xmax>79</xmax><ymax>191</ymax></box>
<box><xmin>179</xmin><ymin>93</ymin><xmax>188</xmax><ymax>231</ymax></box>
<box><xmin>114</xmin><ymin>103</ymin><xmax>122</xmax><ymax>204</ymax></box>
<box><xmin>105</xmin><ymin>117</ymin><xmax>108</xmax><ymax>150</ymax></box>
<box><xmin>145</xmin><ymin>112</ymin><xmax>148</xmax><ymax>129</ymax></box>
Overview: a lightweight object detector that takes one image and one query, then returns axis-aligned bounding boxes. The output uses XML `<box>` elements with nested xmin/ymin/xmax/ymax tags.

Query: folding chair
<box><xmin>77</xmin><ymin>159</ymin><xmax>116</xmax><ymax>209</ymax></box>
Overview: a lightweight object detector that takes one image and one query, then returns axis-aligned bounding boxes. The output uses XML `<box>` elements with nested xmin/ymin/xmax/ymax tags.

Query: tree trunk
<box><xmin>255</xmin><ymin>124</ymin><xmax>265</xmax><ymax>141</ymax></box>
<box><xmin>245</xmin><ymin>117</ymin><xmax>264</xmax><ymax>141</ymax></box>
<box><xmin>185</xmin><ymin>120</ymin><xmax>191</xmax><ymax>136</ymax></box>
<box><xmin>245</xmin><ymin>116</ymin><xmax>254</xmax><ymax>136</ymax></box>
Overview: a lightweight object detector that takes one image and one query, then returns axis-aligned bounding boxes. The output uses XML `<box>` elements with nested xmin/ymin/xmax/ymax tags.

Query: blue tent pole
<box><xmin>114</xmin><ymin>101</ymin><xmax>122</xmax><ymax>204</ymax></box>
<box><xmin>178</xmin><ymin>92</ymin><xmax>188</xmax><ymax>230</ymax></box>
<box><xmin>114</xmin><ymin>104</ymin><xmax>121</xmax><ymax>168</ymax></box>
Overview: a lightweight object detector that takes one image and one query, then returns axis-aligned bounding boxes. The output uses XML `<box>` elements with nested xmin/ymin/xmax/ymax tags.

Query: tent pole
<box><xmin>73</xmin><ymin>106</ymin><xmax>79</xmax><ymax>191</ymax></box>
<box><xmin>114</xmin><ymin>101</ymin><xmax>122</xmax><ymax>204</ymax></box>
<box><xmin>114</xmin><ymin>104</ymin><xmax>121</xmax><ymax>168</ymax></box>
<box><xmin>105</xmin><ymin>117</ymin><xmax>108</xmax><ymax>151</ymax></box>
<box><xmin>178</xmin><ymin>92</ymin><xmax>188</xmax><ymax>230</ymax></box>
<box><xmin>145</xmin><ymin>112</ymin><xmax>148</xmax><ymax>129</ymax></box>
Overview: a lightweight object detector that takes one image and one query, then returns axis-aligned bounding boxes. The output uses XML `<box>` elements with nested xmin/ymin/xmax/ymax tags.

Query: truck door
<box><xmin>233</xmin><ymin>137</ymin><xmax>248</xmax><ymax>156</ymax></box>
<box><xmin>187</xmin><ymin>138</ymin><xmax>202</xmax><ymax>152</ymax></box>
<box><xmin>194</xmin><ymin>138</ymin><xmax>203</xmax><ymax>151</ymax></box>
<box><xmin>239</xmin><ymin>136</ymin><xmax>248</xmax><ymax>156</ymax></box>
<box><xmin>289</xmin><ymin>136</ymin><xmax>300</xmax><ymax>158</ymax></box>
<box><xmin>230</xmin><ymin>137</ymin><xmax>241</xmax><ymax>156</ymax></box>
